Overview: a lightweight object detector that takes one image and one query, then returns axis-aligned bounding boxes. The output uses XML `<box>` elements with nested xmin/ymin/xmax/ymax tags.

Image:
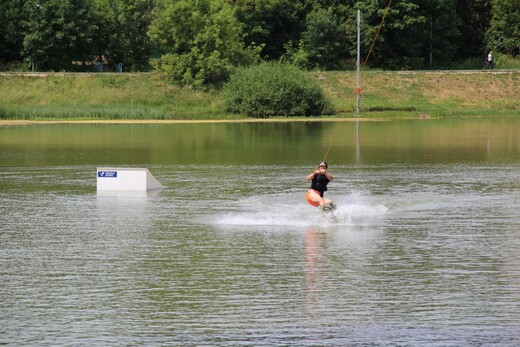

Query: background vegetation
<box><xmin>1</xmin><ymin>70</ymin><xmax>519</xmax><ymax>120</ymax></box>
<box><xmin>1</xmin><ymin>0</ymin><xmax>520</xmax><ymax>87</ymax></box>
<box><xmin>2</xmin><ymin>0</ymin><xmax>519</xmax><ymax>119</ymax></box>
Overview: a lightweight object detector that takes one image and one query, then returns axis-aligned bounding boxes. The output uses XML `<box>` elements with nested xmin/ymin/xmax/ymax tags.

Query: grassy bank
<box><xmin>319</xmin><ymin>70</ymin><xmax>520</xmax><ymax>118</ymax></box>
<box><xmin>0</xmin><ymin>73</ymin><xmax>233</xmax><ymax>120</ymax></box>
<box><xmin>1</xmin><ymin>70</ymin><xmax>519</xmax><ymax>121</ymax></box>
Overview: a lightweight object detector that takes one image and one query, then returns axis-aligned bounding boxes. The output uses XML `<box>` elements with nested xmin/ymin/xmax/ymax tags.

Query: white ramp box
<box><xmin>97</xmin><ymin>167</ymin><xmax>163</xmax><ymax>192</ymax></box>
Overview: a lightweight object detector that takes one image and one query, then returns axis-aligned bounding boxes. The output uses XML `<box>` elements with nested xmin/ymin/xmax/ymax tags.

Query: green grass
<box><xmin>317</xmin><ymin>70</ymin><xmax>520</xmax><ymax>118</ymax></box>
<box><xmin>1</xmin><ymin>69</ymin><xmax>519</xmax><ymax>121</ymax></box>
<box><xmin>0</xmin><ymin>73</ymin><xmax>236</xmax><ymax>120</ymax></box>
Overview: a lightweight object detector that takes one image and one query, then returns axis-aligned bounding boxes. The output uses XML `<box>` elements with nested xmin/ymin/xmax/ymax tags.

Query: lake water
<box><xmin>1</xmin><ymin>118</ymin><xmax>520</xmax><ymax>346</ymax></box>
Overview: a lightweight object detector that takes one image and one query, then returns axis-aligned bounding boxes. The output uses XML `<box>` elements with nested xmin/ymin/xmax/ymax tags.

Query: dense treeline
<box><xmin>1</xmin><ymin>0</ymin><xmax>519</xmax><ymax>86</ymax></box>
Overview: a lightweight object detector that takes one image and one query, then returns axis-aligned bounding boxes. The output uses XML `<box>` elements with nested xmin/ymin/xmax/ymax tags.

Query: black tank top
<box><xmin>310</xmin><ymin>173</ymin><xmax>329</xmax><ymax>197</ymax></box>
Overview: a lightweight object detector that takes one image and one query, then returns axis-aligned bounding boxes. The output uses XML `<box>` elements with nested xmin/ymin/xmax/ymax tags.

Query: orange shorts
<box><xmin>305</xmin><ymin>189</ymin><xmax>321</xmax><ymax>207</ymax></box>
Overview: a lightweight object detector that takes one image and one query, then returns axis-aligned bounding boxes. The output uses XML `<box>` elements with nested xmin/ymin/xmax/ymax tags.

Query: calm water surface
<box><xmin>1</xmin><ymin>118</ymin><xmax>520</xmax><ymax>346</ymax></box>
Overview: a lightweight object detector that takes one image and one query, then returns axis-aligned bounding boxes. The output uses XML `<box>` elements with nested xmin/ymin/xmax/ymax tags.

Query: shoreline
<box><xmin>0</xmin><ymin>117</ymin><xmax>388</xmax><ymax>127</ymax></box>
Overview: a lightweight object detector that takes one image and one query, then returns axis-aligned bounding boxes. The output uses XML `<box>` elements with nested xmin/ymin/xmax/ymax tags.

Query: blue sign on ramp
<box><xmin>98</xmin><ymin>171</ymin><xmax>118</xmax><ymax>178</ymax></box>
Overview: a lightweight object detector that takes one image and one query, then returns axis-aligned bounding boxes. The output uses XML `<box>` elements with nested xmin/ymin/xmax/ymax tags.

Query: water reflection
<box><xmin>1</xmin><ymin>118</ymin><xmax>520</xmax><ymax>167</ymax></box>
<box><xmin>305</xmin><ymin>228</ymin><xmax>327</xmax><ymax>308</ymax></box>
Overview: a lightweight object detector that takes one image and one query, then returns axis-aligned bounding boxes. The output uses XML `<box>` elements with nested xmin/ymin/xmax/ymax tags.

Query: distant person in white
<box><xmin>485</xmin><ymin>50</ymin><xmax>493</xmax><ymax>69</ymax></box>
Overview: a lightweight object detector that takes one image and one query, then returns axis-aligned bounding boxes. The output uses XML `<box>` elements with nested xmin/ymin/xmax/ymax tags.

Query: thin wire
<box><xmin>322</xmin><ymin>0</ymin><xmax>393</xmax><ymax>163</ymax></box>
<box><xmin>322</xmin><ymin>122</ymin><xmax>342</xmax><ymax>162</ymax></box>
<box><xmin>363</xmin><ymin>0</ymin><xmax>393</xmax><ymax>69</ymax></box>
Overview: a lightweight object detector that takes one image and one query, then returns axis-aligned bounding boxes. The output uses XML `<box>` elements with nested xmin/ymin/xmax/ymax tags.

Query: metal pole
<box><xmin>356</xmin><ymin>10</ymin><xmax>361</xmax><ymax>114</ymax></box>
<box><xmin>355</xmin><ymin>12</ymin><xmax>362</xmax><ymax>160</ymax></box>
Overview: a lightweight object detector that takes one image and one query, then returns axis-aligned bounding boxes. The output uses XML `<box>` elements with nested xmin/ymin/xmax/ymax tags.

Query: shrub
<box><xmin>222</xmin><ymin>62</ymin><xmax>330</xmax><ymax>118</ymax></box>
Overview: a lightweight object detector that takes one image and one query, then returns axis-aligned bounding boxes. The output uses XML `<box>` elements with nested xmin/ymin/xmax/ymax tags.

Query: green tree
<box><xmin>93</xmin><ymin>0</ymin><xmax>155</xmax><ymax>71</ymax></box>
<box><xmin>0</xmin><ymin>0</ymin><xmax>27</xmax><ymax>66</ymax></box>
<box><xmin>355</xmin><ymin>0</ymin><xmax>461</xmax><ymax>69</ymax></box>
<box><xmin>91</xmin><ymin>0</ymin><xmax>120</xmax><ymax>69</ymax></box>
<box><xmin>455</xmin><ymin>0</ymin><xmax>491</xmax><ymax>59</ymax></box>
<box><xmin>149</xmin><ymin>0</ymin><xmax>261</xmax><ymax>87</ymax></box>
<box><xmin>230</xmin><ymin>0</ymin><xmax>306</xmax><ymax>60</ymax></box>
<box><xmin>486</xmin><ymin>0</ymin><xmax>520</xmax><ymax>54</ymax></box>
<box><xmin>425</xmin><ymin>0</ymin><xmax>461</xmax><ymax>67</ymax></box>
<box><xmin>22</xmin><ymin>0</ymin><xmax>98</xmax><ymax>71</ymax></box>
<box><xmin>299</xmin><ymin>7</ymin><xmax>350</xmax><ymax>70</ymax></box>
<box><xmin>357</xmin><ymin>0</ymin><xmax>427</xmax><ymax>69</ymax></box>
<box><xmin>119</xmin><ymin>0</ymin><xmax>155</xmax><ymax>70</ymax></box>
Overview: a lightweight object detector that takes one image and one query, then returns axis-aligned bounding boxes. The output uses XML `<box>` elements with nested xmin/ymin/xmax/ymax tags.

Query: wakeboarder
<box><xmin>306</xmin><ymin>161</ymin><xmax>336</xmax><ymax>211</ymax></box>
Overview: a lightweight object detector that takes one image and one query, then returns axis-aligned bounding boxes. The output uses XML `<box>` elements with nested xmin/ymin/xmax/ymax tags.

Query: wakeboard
<box><xmin>321</xmin><ymin>201</ymin><xmax>337</xmax><ymax>212</ymax></box>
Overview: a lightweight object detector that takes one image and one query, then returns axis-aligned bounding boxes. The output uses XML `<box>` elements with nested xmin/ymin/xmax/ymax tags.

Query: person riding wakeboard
<box><xmin>306</xmin><ymin>161</ymin><xmax>335</xmax><ymax>210</ymax></box>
